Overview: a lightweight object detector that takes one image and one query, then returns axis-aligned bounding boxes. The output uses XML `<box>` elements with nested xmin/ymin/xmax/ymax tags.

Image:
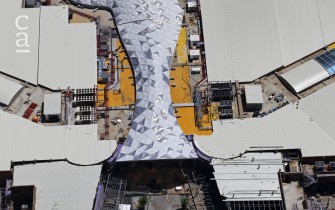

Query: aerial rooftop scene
<box><xmin>1</xmin><ymin>0</ymin><xmax>335</xmax><ymax>209</ymax></box>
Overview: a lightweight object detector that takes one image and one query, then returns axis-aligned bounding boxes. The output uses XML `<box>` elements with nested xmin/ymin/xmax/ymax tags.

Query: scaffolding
<box><xmin>303</xmin><ymin>173</ymin><xmax>318</xmax><ymax>188</ymax></box>
<box><xmin>194</xmin><ymin>85</ymin><xmax>210</xmax><ymax>129</ymax></box>
<box><xmin>64</xmin><ymin>90</ymin><xmax>73</xmax><ymax>126</ymax></box>
<box><xmin>0</xmin><ymin>188</ymin><xmax>4</xmax><ymax>209</ymax></box>
<box><xmin>185</xmin><ymin>172</ymin><xmax>214</xmax><ymax>210</ymax></box>
<box><xmin>194</xmin><ymin>87</ymin><xmax>203</xmax><ymax>128</ymax></box>
<box><xmin>96</xmin><ymin>175</ymin><xmax>127</xmax><ymax>210</ymax></box>
<box><xmin>0</xmin><ymin>188</ymin><xmax>11</xmax><ymax>210</ymax></box>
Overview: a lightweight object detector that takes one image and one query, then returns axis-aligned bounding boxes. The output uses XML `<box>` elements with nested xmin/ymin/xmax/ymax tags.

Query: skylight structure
<box><xmin>70</xmin><ymin>0</ymin><xmax>197</xmax><ymax>161</ymax></box>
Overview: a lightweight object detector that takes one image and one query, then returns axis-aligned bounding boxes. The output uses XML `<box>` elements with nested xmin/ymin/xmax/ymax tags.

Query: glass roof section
<box><xmin>315</xmin><ymin>49</ymin><xmax>335</xmax><ymax>75</ymax></box>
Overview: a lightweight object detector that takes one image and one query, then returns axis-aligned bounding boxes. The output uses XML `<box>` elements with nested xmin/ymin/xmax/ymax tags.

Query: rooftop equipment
<box><xmin>219</xmin><ymin>109</ymin><xmax>233</xmax><ymax>119</ymax></box>
<box><xmin>25</xmin><ymin>0</ymin><xmax>36</xmax><ymax>8</ymax></box>
<box><xmin>100</xmin><ymin>44</ymin><xmax>110</xmax><ymax>51</ymax></box>
<box><xmin>101</xmin><ymin>71</ymin><xmax>109</xmax><ymax>84</ymax></box>
<box><xmin>75</xmin><ymin>88</ymin><xmax>94</xmax><ymax>95</ymax></box>
<box><xmin>76</xmin><ymin>106</ymin><xmax>92</xmax><ymax>113</ymax></box>
<box><xmin>43</xmin><ymin>93</ymin><xmax>62</xmax><ymax>118</ymax></box>
<box><xmin>189</xmin><ymin>49</ymin><xmax>200</xmax><ymax>61</ymax></box>
<box><xmin>76</xmin><ymin>106</ymin><xmax>92</xmax><ymax>116</ymax></box>
<box><xmin>315</xmin><ymin>161</ymin><xmax>325</xmax><ymax>172</ymax></box>
<box><xmin>244</xmin><ymin>85</ymin><xmax>263</xmax><ymax>110</ymax></box>
<box><xmin>74</xmin><ymin>96</ymin><xmax>94</xmax><ymax>102</ymax></box>
<box><xmin>100</xmin><ymin>35</ymin><xmax>109</xmax><ymax>42</ymax></box>
<box><xmin>73</xmin><ymin>95</ymin><xmax>94</xmax><ymax>107</ymax></box>
<box><xmin>75</xmin><ymin>115</ymin><xmax>92</xmax><ymax>125</ymax></box>
<box><xmin>189</xmin><ymin>34</ymin><xmax>200</xmax><ymax>47</ymax></box>
<box><xmin>210</xmin><ymin>81</ymin><xmax>234</xmax><ymax>102</ymax></box>
<box><xmin>191</xmin><ymin>66</ymin><xmax>201</xmax><ymax>74</ymax></box>
<box><xmin>186</xmin><ymin>0</ymin><xmax>197</xmax><ymax>13</ymax></box>
<box><xmin>219</xmin><ymin>100</ymin><xmax>232</xmax><ymax>110</ymax></box>
<box><xmin>100</xmin><ymin>27</ymin><xmax>111</xmax><ymax>35</ymax></box>
<box><xmin>329</xmin><ymin>162</ymin><xmax>335</xmax><ymax>171</ymax></box>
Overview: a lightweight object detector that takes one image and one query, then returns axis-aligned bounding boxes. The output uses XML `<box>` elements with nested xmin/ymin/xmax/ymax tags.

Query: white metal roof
<box><xmin>275</xmin><ymin>0</ymin><xmax>324</xmax><ymax>66</ymax></box>
<box><xmin>0</xmin><ymin>1</ymin><xmax>40</xmax><ymax>84</ymax></box>
<box><xmin>299</xmin><ymin>82</ymin><xmax>335</xmax><ymax>142</ymax></box>
<box><xmin>212</xmin><ymin>153</ymin><xmax>283</xmax><ymax>201</ymax></box>
<box><xmin>194</xmin><ymin>104</ymin><xmax>335</xmax><ymax>158</ymax></box>
<box><xmin>0</xmin><ymin>76</ymin><xmax>22</xmax><ymax>106</ymax></box>
<box><xmin>0</xmin><ymin>3</ymin><xmax>97</xmax><ymax>90</ymax></box>
<box><xmin>244</xmin><ymin>85</ymin><xmax>263</xmax><ymax>104</ymax></box>
<box><xmin>13</xmin><ymin>161</ymin><xmax>101</xmax><ymax>210</ymax></box>
<box><xmin>0</xmin><ymin>110</ymin><xmax>116</xmax><ymax>170</ymax></box>
<box><xmin>43</xmin><ymin>93</ymin><xmax>62</xmax><ymax>115</ymax></box>
<box><xmin>200</xmin><ymin>0</ymin><xmax>333</xmax><ymax>82</ymax></box>
<box><xmin>38</xmin><ymin>6</ymin><xmax>97</xmax><ymax>90</ymax></box>
<box><xmin>201</xmin><ymin>0</ymin><xmax>283</xmax><ymax>82</ymax></box>
<box><xmin>314</xmin><ymin>0</ymin><xmax>335</xmax><ymax>46</ymax></box>
<box><xmin>280</xmin><ymin>60</ymin><xmax>329</xmax><ymax>93</ymax></box>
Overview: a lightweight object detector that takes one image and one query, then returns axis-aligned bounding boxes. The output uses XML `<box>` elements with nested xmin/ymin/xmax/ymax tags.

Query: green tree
<box><xmin>137</xmin><ymin>195</ymin><xmax>148</xmax><ymax>210</ymax></box>
<box><xmin>181</xmin><ymin>197</ymin><xmax>188</xmax><ymax>209</ymax></box>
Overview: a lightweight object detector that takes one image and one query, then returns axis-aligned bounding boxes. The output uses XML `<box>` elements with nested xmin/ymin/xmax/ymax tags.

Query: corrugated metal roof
<box><xmin>0</xmin><ymin>3</ymin><xmax>97</xmax><ymax>90</ymax></box>
<box><xmin>280</xmin><ymin>60</ymin><xmax>329</xmax><ymax>93</ymax></box>
<box><xmin>299</xmin><ymin>82</ymin><xmax>335</xmax><ymax>143</ymax></box>
<box><xmin>43</xmin><ymin>93</ymin><xmax>62</xmax><ymax>115</ymax></box>
<box><xmin>201</xmin><ymin>0</ymin><xmax>333</xmax><ymax>82</ymax></box>
<box><xmin>0</xmin><ymin>110</ymin><xmax>116</xmax><ymax>170</ymax></box>
<box><xmin>212</xmin><ymin>152</ymin><xmax>283</xmax><ymax>201</ymax></box>
<box><xmin>194</xmin><ymin>104</ymin><xmax>335</xmax><ymax>158</ymax></box>
<box><xmin>13</xmin><ymin>161</ymin><xmax>101</xmax><ymax>210</ymax></box>
<box><xmin>244</xmin><ymin>85</ymin><xmax>263</xmax><ymax>104</ymax></box>
<box><xmin>38</xmin><ymin>6</ymin><xmax>97</xmax><ymax>90</ymax></box>
<box><xmin>317</xmin><ymin>0</ymin><xmax>335</xmax><ymax>46</ymax></box>
<box><xmin>0</xmin><ymin>1</ymin><xmax>40</xmax><ymax>84</ymax></box>
<box><xmin>0</xmin><ymin>76</ymin><xmax>22</xmax><ymax>106</ymax></box>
